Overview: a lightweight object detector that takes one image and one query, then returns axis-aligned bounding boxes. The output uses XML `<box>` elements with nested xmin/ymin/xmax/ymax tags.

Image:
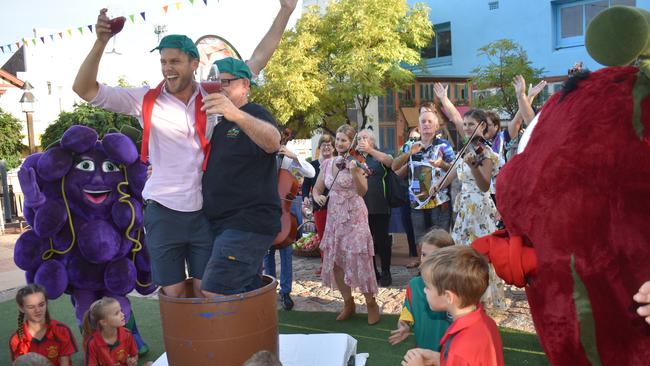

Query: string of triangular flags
<box><xmin>0</xmin><ymin>0</ymin><xmax>212</xmax><ymax>54</ymax></box>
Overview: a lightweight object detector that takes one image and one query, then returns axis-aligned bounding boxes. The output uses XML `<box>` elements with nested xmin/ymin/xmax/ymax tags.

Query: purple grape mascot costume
<box><xmin>13</xmin><ymin>125</ymin><xmax>155</xmax><ymax>353</ymax></box>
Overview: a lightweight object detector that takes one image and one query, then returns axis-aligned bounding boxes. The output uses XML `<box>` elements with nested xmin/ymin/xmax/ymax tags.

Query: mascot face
<box><xmin>65</xmin><ymin>148</ymin><xmax>124</xmax><ymax>220</ymax></box>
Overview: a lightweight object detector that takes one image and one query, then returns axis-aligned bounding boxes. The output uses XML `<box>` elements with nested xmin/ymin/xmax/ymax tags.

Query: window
<box><xmin>379</xmin><ymin>89</ymin><xmax>396</xmax><ymax>122</ymax></box>
<box><xmin>378</xmin><ymin>126</ymin><xmax>396</xmax><ymax>154</ymax></box>
<box><xmin>488</xmin><ymin>1</ymin><xmax>499</xmax><ymax>10</ymax></box>
<box><xmin>420</xmin><ymin>83</ymin><xmax>434</xmax><ymax>102</ymax></box>
<box><xmin>554</xmin><ymin>0</ymin><xmax>636</xmax><ymax>49</ymax></box>
<box><xmin>420</xmin><ymin>22</ymin><xmax>452</xmax><ymax>66</ymax></box>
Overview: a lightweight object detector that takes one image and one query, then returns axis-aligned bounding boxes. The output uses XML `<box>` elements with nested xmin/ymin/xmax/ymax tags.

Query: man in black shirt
<box><xmin>200</xmin><ymin>57</ymin><xmax>281</xmax><ymax>296</ymax></box>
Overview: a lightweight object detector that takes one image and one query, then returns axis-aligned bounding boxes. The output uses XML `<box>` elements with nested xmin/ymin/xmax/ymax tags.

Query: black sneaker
<box><xmin>379</xmin><ymin>271</ymin><xmax>392</xmax><ymax>287</ymax></box>
<box><xmin>280</xmin><ymin>293</ymin><xmax>294</xmax><ymax>311</ymax></box>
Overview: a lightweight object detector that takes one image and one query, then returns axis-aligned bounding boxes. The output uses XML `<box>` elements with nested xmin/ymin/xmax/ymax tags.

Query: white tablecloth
<box><xmin>153</xmin><ymin>333</ymin><xmax>368</xmax><ymax>366</ymax></box>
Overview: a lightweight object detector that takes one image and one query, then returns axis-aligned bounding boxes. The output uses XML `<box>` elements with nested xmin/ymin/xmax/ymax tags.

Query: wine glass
<box><xmin>105</xmin><ymin>7</ymin><xmax>126</xmax><ymax>55</ymax></box>
<box><xmin>199</xmin><ymin>63</ymin><xmax>222</xmax><ymax>124</ymax></box>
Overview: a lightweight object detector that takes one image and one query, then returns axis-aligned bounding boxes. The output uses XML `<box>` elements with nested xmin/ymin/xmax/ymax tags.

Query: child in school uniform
<box><xmin>389</xmin><ymin>229</ymin><xmax>454</xmax><ymax>351</ymax></box>
<box><xmin>401</xmin><ymin>246</ymin><xmax>504</xmax><ymax>366</ymax></box>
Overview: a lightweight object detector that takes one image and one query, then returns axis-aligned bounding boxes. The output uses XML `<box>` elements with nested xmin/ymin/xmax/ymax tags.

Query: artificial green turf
<box><xmin>1</xmin><ymin>295</ymin><xmax>548</xmax><ymax>365</ymax></box>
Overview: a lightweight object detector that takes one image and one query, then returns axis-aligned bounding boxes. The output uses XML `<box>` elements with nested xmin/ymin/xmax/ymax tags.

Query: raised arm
<box><xmin>247</xmin><ymin>0</ymin><xmax>298</xmax><ymax>75</ymax></box>
<box><xmin>513</xmin><ymin>75</ymin><xmax>535</xmax><ymax>125</ymax></box>
<box><xmin>434</xmin><ymin>83</ymin><xmax>463</xmax><ymax>131</ymax></box>
<box><xmin>73</xmin><ymin>9</ymin><xmax>112</xmax><ymax>101</ymax></box>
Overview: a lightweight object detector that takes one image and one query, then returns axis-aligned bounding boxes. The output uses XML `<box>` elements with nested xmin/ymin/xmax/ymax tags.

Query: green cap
<box><xmin>214</xmin><ymin>57</ymin><xmax>253</xmax><ymax>80</ymax></box>
<box><xmin>150</xmin><ymin>34</ymin><xmax>199</xmax><ymax>59</ymax></box>
<box><xmin>585</xmin><ymin>6</ymin><xmax>650</xmax><ymax>66</ymax></box>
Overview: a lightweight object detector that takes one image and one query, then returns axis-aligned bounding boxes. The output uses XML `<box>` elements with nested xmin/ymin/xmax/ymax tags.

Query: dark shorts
<box><xmin>411</xmin><ymin>203</ymin><xmax>451</xmax><ymax>244</ymax></box>
<box><xmin>201</xmin><ymin>229</ymin><xmax>275</xmax><ymax>295</ymax></box>
<box><xmin>143</xmin><ymin>201</ymin><xmax>213</xmax><ymax>287</ymax></box>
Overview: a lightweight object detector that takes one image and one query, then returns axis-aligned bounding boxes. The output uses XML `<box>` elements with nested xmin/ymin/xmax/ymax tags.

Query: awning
<box><xmin>400</xmin><ymin>107</ymin><xmax>419</xmax><ymax>128</ymax></box>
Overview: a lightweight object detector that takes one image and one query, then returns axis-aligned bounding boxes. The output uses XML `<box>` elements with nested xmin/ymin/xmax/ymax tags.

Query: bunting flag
<box><xmin>1</xmin><ymin>0</ymin><xmax>210</xmax><ymax>56</ymax></box>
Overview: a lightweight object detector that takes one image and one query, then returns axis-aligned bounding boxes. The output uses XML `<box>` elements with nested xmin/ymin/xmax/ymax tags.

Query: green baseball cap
<box><xmin>150</xmin><ymin>34</ymin><xmax>199</xmax><ymax>59</ymax></box>
<box><xmin>214</xmin><ymin>57</ymin><xmax>253</xmax><ymax>80</ymax></box>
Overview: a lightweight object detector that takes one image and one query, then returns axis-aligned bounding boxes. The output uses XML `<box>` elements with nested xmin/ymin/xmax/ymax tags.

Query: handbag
<box><xmin>312</xmin><ymin>187</ymin><xmax>329</xmax><ymax>211</ymax></box>
<box><xmin>383</xmin><ymin>165</ymin><xmax>409</xmax><ymax>208</ymax></box>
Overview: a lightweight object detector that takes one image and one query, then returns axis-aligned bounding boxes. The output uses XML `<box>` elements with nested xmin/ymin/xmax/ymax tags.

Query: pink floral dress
<box><xmin>320</xmin><ymin>157</ymin><xmax>378</xmax><ymax>294</ymax></box>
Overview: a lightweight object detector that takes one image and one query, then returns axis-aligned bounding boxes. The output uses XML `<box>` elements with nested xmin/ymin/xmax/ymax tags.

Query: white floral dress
<box><xmin>451</xmin><ymin>149</ymin><xmax>504</xmax><ymax>308</ymax></box>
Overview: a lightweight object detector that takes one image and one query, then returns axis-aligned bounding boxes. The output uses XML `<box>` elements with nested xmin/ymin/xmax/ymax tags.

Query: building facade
<box><xmin>374</xmin><ymin>0</ymin><xmax>648</xmax><ymax>153</ymax></box>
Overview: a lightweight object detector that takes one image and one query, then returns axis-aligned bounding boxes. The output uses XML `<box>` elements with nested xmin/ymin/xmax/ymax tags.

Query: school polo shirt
<box><xmin>439</xmin><ymin>305</ymin><xmax>505</xmax><ymax>366</ymax></box>
<box><xmin>202</xmin><ymin>102</ymin><xmax>281</xmax><ymax>236</ymax></box>
<box><xmin>400</xmin><ymin>276</ymin><xmax>451</xmax><ymax>351</ymax></box>
<box><xmin>90</xmin><ymin>83</ymin><xmax>205</xmax><ymax>212</ymax></box>
<box><xmin>84</xmin><ymin>327</ymin><xmax>137</xmax><ymax>366</ymax></box>
<box><xmin>10</xmin><ymin>320</ymin><xmax>78</xmax><ymax>366</ymax></box>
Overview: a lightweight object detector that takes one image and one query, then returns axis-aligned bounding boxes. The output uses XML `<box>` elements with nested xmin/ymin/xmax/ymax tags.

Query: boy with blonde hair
<box><xmin>389</xmin><ymin>229</ymin><xmax>454</xmax><ymax>350</ymax></box>
<box><xmin>401</xmin><ymin>246</ymin><xmax>504</xmax><ymax>366</ymax></box>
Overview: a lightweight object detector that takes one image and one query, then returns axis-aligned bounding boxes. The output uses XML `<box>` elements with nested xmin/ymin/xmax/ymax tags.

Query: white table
<box><xmin>153</xmin><ymin>333</ymin><xmax>368</xmax><ymax>366</ymax></box>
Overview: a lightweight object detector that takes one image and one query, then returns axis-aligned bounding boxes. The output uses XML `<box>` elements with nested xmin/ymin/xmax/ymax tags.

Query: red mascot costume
<box><xmin>472</xmin><ymin>6</ymin><xmax>650</xmax><ymax>366</ymax></box>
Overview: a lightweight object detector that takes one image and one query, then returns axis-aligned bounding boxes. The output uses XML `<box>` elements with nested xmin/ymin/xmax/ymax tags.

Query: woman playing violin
<box><xmin>312</xmin><ymin>124</ymin><xmax>380</xmax><ymax>325</ymax></box>
<box><xmin>432</xmin><ymin>108</ymin><xmax>504</xmax><ymax>308</ymax></box>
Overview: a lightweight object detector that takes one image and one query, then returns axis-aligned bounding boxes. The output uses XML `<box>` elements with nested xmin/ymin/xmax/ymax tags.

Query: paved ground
<box><xmin>0</xmin><ymin>230</ymin><xmax>535</xmax><ymax>333</ymax></box>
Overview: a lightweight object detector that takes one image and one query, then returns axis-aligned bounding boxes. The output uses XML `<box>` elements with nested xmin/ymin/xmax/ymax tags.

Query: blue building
<box><xmin>376</xmin><ymin>0</ymin><xmax>648</xmax><ymax>152</ymax></box>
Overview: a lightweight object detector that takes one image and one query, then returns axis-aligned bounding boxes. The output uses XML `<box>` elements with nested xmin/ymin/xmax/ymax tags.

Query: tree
<box><xmin>252</xmin><ymin>0</ymin><xmax>433</xmax><ymax>137</ymax></box>
<box><xmin>0</xmin><ymin>108</ymin><xmax>25</xmax><ymax>169</ymax></box>
<box><xmin>471</xmin><ymin>39</ymin><xmax>546</xmax><ymax>119</ymax></box>
<box><xmin>40</xmin><ymin>103</ymin><xmax>140</xmax><ymax>149</ymax></box>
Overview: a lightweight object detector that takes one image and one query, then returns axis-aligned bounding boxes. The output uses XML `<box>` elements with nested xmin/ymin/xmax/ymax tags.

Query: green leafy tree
<box><xmin>471</xmin><ymin>39</ymin><xmax>546</xmax><ymax>119</ymax></box>
<box><xmin>0</xmin><ymin>108</ymin><xmax>25</xmax><ymax>169</ymax></box>
<box><xmin>40</xmin><ymin>103</ymin><xmax>140</xmax><ymax>149</ymax></box>
<box><xmin>252</xmin><ymin>0</ymin><xmax>433</xmax><ymax>136</ymax></box>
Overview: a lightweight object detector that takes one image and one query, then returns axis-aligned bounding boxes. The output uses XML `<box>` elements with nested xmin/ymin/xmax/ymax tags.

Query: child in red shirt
<box><xmin>401</xmin><ymin>246</ymin><xmax>505</xmax><ymax>366</ymax></box>
<box><xmin>82</xmin><ymin>297</ymin><xmax>151</xmax><ymax>366</ymax></box>
<box><xmin>9</xmin><ymin>284</ymin><xmax>78</xmax><ymax>366</ymax></box>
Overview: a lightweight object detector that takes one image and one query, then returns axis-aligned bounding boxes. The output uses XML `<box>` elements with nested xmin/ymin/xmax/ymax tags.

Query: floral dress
<box><xmin>451</xmin><ymin>149</ymin><xmax>504</xmax><ymax>308</ymax></box>
<box><xmin>320</xmin><ymin>157</ymin><xmax>378</xmax><ymax>294</ymax></box>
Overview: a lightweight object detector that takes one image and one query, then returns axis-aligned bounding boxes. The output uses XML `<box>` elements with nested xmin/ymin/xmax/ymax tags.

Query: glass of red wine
<box><xmin>106</xmin><ymin>7</ymin><xmax>126</xmax><ymax>55</ymax></box>
<box><xmin>199</xmin><ymin>63</ymin><xmax>222</xmax><ymax>123</ymax></box>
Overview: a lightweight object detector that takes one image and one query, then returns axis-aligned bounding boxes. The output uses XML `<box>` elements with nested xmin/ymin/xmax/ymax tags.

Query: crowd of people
<box><xmin>8</xmin><ymin>2</ymin><xmax>650</xmax><ymax>366</ymax></box>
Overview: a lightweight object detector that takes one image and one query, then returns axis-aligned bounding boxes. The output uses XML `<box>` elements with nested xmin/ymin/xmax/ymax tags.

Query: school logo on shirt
<box><xmin>117</xmin><ymin>349</ymin><xmax>127</xmax><ymax>361</ymax></box>
<box><xmin>226</xmin><ymin>128</ymin><xmax>241</xmax><ymax>138</ymax></box>
<box><xmin>46</xmin><ymin>345</ymin><xmax>59</xmax><ymax>359</ymax></box>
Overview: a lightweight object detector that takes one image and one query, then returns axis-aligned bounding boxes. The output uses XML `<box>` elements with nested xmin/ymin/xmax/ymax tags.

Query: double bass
<box><xmin>272</xmin><ymin>128</ymin><xmax>299</xmax><ymax>249</ymax></box>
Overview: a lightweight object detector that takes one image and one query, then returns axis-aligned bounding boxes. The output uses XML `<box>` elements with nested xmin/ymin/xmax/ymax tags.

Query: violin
<box><xmin>335</xmin><ymin>135</ymin><xmax>371</xmax><ymax>175</ymax></box>
<box><xmin>463</xmin><ymin>136</ymin><xmax>488</xmax><ymax>167</ymax></box>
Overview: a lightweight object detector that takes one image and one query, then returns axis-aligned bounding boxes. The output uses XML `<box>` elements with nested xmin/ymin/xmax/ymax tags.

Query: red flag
<box><xmin>163</xmin><ymin>5</ymin><xmax>169</xmax><ymax>14</ymax></box>
<box><xmin>58</xmin><ymin>32</ymin><xmax>63</xmax><ymax>39</ymax></box>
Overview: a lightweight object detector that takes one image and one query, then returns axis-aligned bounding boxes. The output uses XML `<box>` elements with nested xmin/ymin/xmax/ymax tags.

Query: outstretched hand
<box><xmin>280</xmin><ymin>0</ymin><xmax>298</xmax><ymax>11</ymax></box>
<box><xmin>512</xmin><ymin>75</ymin><xmax>526</xmax><ymax>97</ymax></box>
<box><xmin>527</xmin><ymin>80</ymin><xmax>547</xmax><ymax>103</ymax></box>
<box><xmin>388</xmin><ymin>321</ymin><xmax>411</xmax><ymax>345</ymax></box>
<box><xmin>95</xmin><ymin>9</ymin><xmax>114</xmax><ymax>44</ymax></box>
<box><xmin>433</xmin><ymin>83</ymin><xmax>448</xmax><ymax>101</ymax></box>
